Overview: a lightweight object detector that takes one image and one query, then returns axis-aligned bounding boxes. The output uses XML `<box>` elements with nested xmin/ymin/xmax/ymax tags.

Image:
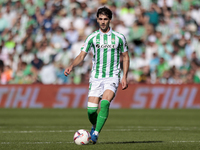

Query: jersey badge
<box><xmin>112</xmin><ymin>38</ymin><xmax>115</xmax><ymax>43</ymax></box>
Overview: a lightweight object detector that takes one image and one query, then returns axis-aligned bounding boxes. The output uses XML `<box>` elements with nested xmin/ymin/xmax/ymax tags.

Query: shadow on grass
<box><xmin>99</xmin><ymin>141</ymin><xmax>163</xmax><ymax>144</ymax></box>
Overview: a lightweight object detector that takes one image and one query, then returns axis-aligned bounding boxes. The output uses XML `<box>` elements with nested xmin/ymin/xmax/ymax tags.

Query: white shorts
<box><xmin>88</xmin><ymin>77</ymin><xmax>120</xmax><ymax>98</ymax></box>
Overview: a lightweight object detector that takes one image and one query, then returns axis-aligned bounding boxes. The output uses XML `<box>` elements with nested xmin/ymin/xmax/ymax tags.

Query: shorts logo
<box><xmin>96</xmin><ymin>44</ymin><xmax>116</xmax><ymax>49</ymax></box>
<box><xmin>110</xmin><ymin>83</ymin><xmax>116</xmax><ymax>88</ymax></box>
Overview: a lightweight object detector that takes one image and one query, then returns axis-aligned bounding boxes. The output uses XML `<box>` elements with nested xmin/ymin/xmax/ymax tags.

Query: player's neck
<box><xmin>100</xmin><ymin>27</ymin><xmax>110</xmax><ymax>34</ymax></box>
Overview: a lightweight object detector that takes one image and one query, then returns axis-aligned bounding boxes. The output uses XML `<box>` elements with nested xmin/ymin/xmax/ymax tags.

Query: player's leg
<box><xmin>94</xmin><ymin>90</ymin><xmax>115</xmax><ymax>134</ymax></box>
<box><xmin>87</xmin><ymin>80</ymin><xmax>102</xmax><ymax>138</ymax></box>
<box><xmin>91</xmin><ymin>78</ymin><xmax>119</xmax><ymax>144</ymax></box>
<box><xmin>91</xmin><ymin>90</ymin><xmax>115</xmax><ymax>143</ymax></box>
<box><xmin>87</xmin><ymin>96</ymin><xmax>100</xmax><ymax>135</ymax></box>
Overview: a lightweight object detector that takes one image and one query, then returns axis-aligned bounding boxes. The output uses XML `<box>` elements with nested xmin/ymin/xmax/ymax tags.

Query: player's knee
<box><xmin>102</xmin><ymin>90</ymin><xmax>115</xmax><ymax>101</ymax></box>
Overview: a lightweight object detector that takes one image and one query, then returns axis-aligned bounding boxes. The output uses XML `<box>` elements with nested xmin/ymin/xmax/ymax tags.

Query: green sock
<box><xmin>87</xmin><ymin>107</ymin><xmax>98</xmax><ymax>126</ymax></box>
<box><xmin>95</xmin><ymin>100</ymin><xmax>110</xmax><ymax>133</ymax></box>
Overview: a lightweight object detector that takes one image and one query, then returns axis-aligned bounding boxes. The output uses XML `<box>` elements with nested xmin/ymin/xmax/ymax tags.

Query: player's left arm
<box><xmin>121</xmin><ymin>51</ymin><xmax>129</xmax><ymax>90</ymax></box>
<box><xmin>120</xmin><ymin>35</ymin><xmax>129</xmax><ymax>90</ymax></box>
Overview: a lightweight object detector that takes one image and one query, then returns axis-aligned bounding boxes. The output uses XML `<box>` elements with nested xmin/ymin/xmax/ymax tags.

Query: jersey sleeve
<box><xmin>119</xmin><ymin>35</ymin><xmax>128</xmax><ymax>53</ymax></box>
<box><xmin>80</xmin><ymin>35</ymin><xmax>94</xmax><ymax>53</ymax></box>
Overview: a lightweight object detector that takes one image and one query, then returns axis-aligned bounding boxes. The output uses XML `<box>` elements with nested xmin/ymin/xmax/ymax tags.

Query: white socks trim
<box><xmin>88</xmin><ymin>102</ymin><xmax>98</xmax><ymax>107</ymax></box>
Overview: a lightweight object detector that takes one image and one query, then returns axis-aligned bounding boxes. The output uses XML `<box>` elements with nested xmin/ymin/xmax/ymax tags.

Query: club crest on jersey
<box><xmin>96</xmin><ymin>44</ymin><xmax>115</xmax><ymax>49</ymax></box>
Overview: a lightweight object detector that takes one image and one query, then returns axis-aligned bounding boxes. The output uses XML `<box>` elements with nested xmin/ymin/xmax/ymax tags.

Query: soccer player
<box><xmin>64</xmin><ymin>6</ymin><xmax>129</xmax><ymax>144</ymax></box>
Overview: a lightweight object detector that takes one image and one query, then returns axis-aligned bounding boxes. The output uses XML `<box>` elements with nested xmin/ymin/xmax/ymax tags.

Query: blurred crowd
<box><xmin>0</xmin><ymin>0</ymin><xmax>200</xmax><ymax>84</ymax></box>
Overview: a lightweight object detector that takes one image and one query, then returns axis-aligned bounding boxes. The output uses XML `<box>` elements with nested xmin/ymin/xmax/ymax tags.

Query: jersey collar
<box><xmin>99</xmin><ymin>27</ymin><xmax>112</xmax><ymax>36</ymax></box>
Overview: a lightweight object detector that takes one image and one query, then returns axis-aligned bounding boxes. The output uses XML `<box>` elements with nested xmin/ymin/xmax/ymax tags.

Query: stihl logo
<box><xmin>96</xmin><ymin>44</ymin><xmax>115</xmax><ymax>49</ymax></box>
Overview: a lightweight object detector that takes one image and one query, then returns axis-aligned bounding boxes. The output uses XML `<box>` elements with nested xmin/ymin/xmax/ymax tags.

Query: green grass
<box><xmin>0</xmin><ymin>109</ymin><xmax>200</xmax><ymax>150</ymax></box>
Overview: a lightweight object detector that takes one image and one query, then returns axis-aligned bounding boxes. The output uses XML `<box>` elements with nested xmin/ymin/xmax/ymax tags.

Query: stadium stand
<box><xmin>0</xmin><ymin>0</ymin><xmax>200</xmax><ymax>84</ymax></box>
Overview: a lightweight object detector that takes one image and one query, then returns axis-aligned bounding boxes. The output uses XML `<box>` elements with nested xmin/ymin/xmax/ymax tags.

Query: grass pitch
<box><xmin>0</xmin><ymin>109</ymin><xmax>200</xmax><ymax>150</ymax></box>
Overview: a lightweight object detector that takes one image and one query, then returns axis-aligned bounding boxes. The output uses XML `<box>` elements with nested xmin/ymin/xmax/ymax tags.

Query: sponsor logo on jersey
<box><xmin>96</xmin><ymin>44</ymin><xmax>116</xmax><ymax>49</ymax></box>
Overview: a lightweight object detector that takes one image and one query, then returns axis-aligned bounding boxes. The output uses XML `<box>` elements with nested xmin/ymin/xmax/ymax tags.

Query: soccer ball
<box><xmin>73</xmin><ymin>129</ymin><xmax>91</xmax><ymax>145</ymax></box>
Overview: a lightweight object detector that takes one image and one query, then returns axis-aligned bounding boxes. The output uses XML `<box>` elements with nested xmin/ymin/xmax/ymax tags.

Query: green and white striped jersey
<box><xmin>81</xmin><ymin>28</ymin><xmax>128</xmax><ymax>79</ymax></box>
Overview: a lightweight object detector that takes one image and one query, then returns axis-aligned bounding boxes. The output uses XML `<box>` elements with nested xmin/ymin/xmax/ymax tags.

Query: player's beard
<box><xmin>100</xmin><ymin>22</ymin><xmax>110</xmax><ymax>33</ymax></box>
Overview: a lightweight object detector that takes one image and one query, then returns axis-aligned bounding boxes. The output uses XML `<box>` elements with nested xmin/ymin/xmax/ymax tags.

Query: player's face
<box><xmin>97</xmin><ymin>14</ymin><xmax>110</xmax><ymax>33</ymax></box>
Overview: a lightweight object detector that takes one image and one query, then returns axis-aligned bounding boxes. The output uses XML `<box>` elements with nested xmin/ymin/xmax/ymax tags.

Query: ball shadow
<box><xmin>99</xmin><ymin>141</ymin><xmax>163</xmax><ymax>144</ymax></box>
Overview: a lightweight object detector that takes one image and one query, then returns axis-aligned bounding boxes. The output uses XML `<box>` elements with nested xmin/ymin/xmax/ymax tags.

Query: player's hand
<box><xmin>64</xmin><ymin>66</ymin><xmax>73</xmax><ymax>76</ymax></box>
<box><xmin>121</xmin><ymin>77</ymin><xmax>128</xmax><ymax>90</ymax></box>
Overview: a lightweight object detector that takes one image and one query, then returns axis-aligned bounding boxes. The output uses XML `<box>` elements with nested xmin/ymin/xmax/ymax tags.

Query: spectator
<box><xmin>157</xmin><ymin>37</ymin><xmax>173</xmax><ymax>61</ymax></box>
<box><xmin>191</xmin><ymin>51</ymin><xmax>200</xmax><ymax>69</ymax></box>
<box><xmin>119</xmin><ymin>1</ymin><xmax>136</xmax><ymax>27</ymax></box>
<box><xmin>156</xmin><ymin>18</ymin><xmax>170</xmax><ymax>39</ymax></box>
<box><xmin>2</xmin><ymin>4</ymin><xmax>17</xmax><ymax>29</ymax></box>
<box><xmin>185</xmin><ymin>39</ymin><xmax>195</xmax><ymax>60</ymax></box>
<box><xmin>159</xmin><ymin>70</ymin><xmax>173</xmax><ymax>84</ymax></box>
<box><xmin>42</xmin><ymin>10</ymin><xmax>53</xmax><ymax>33</ymax></box>
<box><xmin>145</xmin><ymin>35</ymin><xmax>158</xmax><ymax>63</ymax></box>
<box><xmin>168</xmin><ymin>51</ymin><xmax>183</xmax><ymax>69</ymax></box>
<box><xmin>173</xmin><ymin>0</ymin><xmax>190</xmax><ymax>15</ymax></box>
<box><xmin>56</xmin><ymin>64</ymin><xmax>69</xmax><ymax>84</ymax></box>
<box><xmin>145</xmin><ymin>3</ymin><xmax>161</xmax><ymax>27</ymax></box>
<box><xmin>157</xmin><ymin>57</ymin><xmax>170</xmax><ymax>77</ymax></box>
<box><xmin>0</xmin><ymin>0</ymin><xmax>200</xmax><ymax>84</ymax></box>
<box><xmin>170</xmin><ymin>12</ymin><xmax>185</xmax><ymax>29</ymax></box>
<box><xmin>157</xmin><ymin>0</ymin><xmax>173</xmax><ymax>10</ymax></box>
<box><xmin>31</xmin><ymin>53</ymin><xmax>44</xmax><ymax>71</ymax></box>
<box><xmin>190</xmin><ymin>5</ymin><xmax>200</xmax><ymax>27</ymax></box>
<box><xmin>39</xmin><ymin>62</ymin><xmax>57</xmax><ymax>84</ymax></box>
<box><xmin>70</xmin><ymin>35</ymin><xmax>85</xmax><ymax>59</ymax></box>
<box><xmin>51</xmin><ymin>27</ymin><xmax>68</xmax><ymax>49</ymax></box>
<box><xmin>58</xmin><ymin>9</ymin><xmax>72</xmax><ymax>31</ymax></box>
<box><xmin>0</xmin><ymin>12</ymin><xmax>9</xmax><ymax>33</ymax></box>
<box><xmin>150</xmin><ymin>52</ymin><xmax>160</xmax><ymax>71</ymax></box>
<box><xmin>37</xmin><ymin>41</ymin><xmax>54</xmax><ymax>65</ymax></box>
<box><xmin>1</xmin><ymin>65</ymin><xmax>13</xmax><ymax>84</ymax></box>
<box><xmin>128</xmin><ymin>22</ymin><xmax>146</xmax><ymax>55</ymax></box>
<box><xmin>65</xmin><ymin>22</ymin><xmax>79</xmax><ymax>44</ymax></box>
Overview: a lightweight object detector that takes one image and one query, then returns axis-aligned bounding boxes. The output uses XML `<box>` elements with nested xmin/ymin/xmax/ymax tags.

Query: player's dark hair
<box><xmin>97</xmin><ymin>6</ymin><xmax>112</xmax><ymax>20</ymax></box>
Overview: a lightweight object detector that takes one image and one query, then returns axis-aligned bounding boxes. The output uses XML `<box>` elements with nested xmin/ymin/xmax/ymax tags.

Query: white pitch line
<box><xmin>0</xmin><ymin>126</ymin><xmax>90</xmax><ymax>129</ymax></box>
<box><xmin>1</xmin><ymin>128</ymin><xmax>200</xmax><ymax>134</ymax></box>
<box><xmin>1</xmin><ymin>130</ymin><xmax>76</xmax><ymax>133</ymax></box>
<box><xmin>1</xmin><ymin>141</ymin><xmax>200</xmax><ymax>145</ymax></box>
<box><xmin>116</xmin><ymin>126</ymin><xmax>200</xmax><ymax>129</ymax></box>
<box><xmin>171</xmin><ymin>141</ymin><xmax>200</xmax><ymax>143</ymax></box>
<box><xmin>0</xmin><ymin>126</ymin><xmax>199</xmax><ymax>129</ymax></box>
<box><xmin>1</xmin><ymin>142</ymin><xmax>74</xmax><ymax>144</ymax></box>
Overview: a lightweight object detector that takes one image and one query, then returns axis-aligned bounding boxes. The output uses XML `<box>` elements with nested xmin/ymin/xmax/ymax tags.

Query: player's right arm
<box><xmin>64</xmin><ymin>51</ymin><xmax>87</xmax><ymax>76</ymax></box>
